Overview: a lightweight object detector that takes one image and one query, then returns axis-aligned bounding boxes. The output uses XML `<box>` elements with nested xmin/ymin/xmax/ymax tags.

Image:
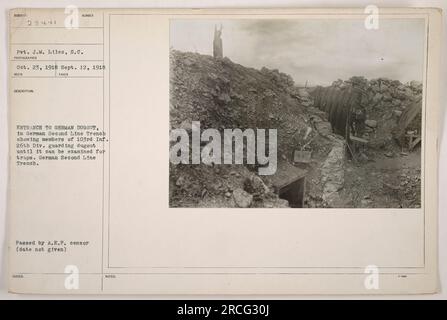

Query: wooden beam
<box><xmin>350</xmin><ymin>135</ymin><xmax>369</xmax><ymax>144</ymax></box>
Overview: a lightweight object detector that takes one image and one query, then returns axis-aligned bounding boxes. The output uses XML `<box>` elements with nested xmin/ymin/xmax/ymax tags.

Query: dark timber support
<box><xmin>278</xmin><ymin>177</ymin><xmax>306</xmax><ymax>208</ymax></box>
<box><xmin>311</xmin><ymin>85</ymin><xmax>364</xmax><ymax>153</ymax></box>
<box><xmin>267</xmin><ymin>161</ymin><xmax>308</xmax><ymax>208</ymax></box>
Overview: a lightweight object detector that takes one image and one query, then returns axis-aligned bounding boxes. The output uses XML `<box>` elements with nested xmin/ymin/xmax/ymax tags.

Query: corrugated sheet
<box><xmin>312</xmin><ymin>86</ymin><xmax>361</xmax><ymax>141</ymax></box>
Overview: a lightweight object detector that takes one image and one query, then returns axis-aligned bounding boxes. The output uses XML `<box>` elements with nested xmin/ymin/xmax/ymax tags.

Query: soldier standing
<box><xmin>213</xmin><ymin>25</ymin><xmax>223</xmax><ymax>58</ymax></box>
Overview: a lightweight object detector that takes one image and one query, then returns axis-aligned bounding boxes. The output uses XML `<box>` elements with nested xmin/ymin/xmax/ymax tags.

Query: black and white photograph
<box><xmin>2</xmin><ymin>5</ymin><xmax>444</xmax><ymax>298</ymax></box>
<box><xmin>169</xmin><ymin>18</ymin><xmax>425</xmax><ymax>208</ymax></box>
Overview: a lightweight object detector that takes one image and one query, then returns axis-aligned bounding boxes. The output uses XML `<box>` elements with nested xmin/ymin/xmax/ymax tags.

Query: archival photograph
<box><xmin>169</xmin><ymin>18</ymin><xmax>425</xmax><ymax>208</ymax></box>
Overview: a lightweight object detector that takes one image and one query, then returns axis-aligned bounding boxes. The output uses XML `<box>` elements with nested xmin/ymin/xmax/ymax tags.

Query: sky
<box><xmin>170</xmin><ymin>19</ymin><xmax>425</xmax><ymax>86</ymax></box>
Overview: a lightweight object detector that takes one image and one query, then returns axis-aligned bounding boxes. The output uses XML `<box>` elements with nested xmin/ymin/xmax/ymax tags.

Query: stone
<box><xmin>372</xmin><ymin>93</ymin><xmax>383</xmax><ymax>104</ymax></box>
<box><xmin>250</xmin><ymin>175</ymin><xmax>269</xmax><ymax>194</ymax></box>
<box><xmin>358</xmin><ymin>152</ymin><xmax>369</xmax><ymax>162</ymax></box>
<box><xmin>183</xmin><ymin>58</ymin><xmax>195</xmax><ymax>66</ymax></box>
<box><xmin>383</xmin><ymin>92</ymin><xmax>392</xmax><ymax>102</ymax></box>
<box><xmin>263</xmin><ymin>89</ymin><xmax>276</xmax><ymax>97</ymax></box>
<box><xmin>218</xmin><ymin>93</ymin><xmax>231</xmax><ymax>103</ymax></box>
<box><xmin>179</xmin><ymin>120</ymin><xmax>192</xmax><ymax>132</ymax></box>
<box><xmin>391</xmin><ymin>99</ymin><xmax>401</xmax><ymax>107</ymax></box>
<box><xmin>301</xmin><ymin>100</ymin><xmax>312</xmax><ymax>107</ymax></box>
<box><xmin>276</xmin><ymin>199</ymin><xmax>290</xmax><ymax>208</ymax></box>
<box><xmin>404</xmin><ymin>87</ymin><xmax>414</xmax><ymax>97</ymax></box>
<box><xmin>365</xmin><ymin>120</ymin><xmax>378</xmax><ymax>128</ymax></box>
<box><xmin>371</xmin><ymin>84</ymin><xmax>380</xmax><ymax>92</ymax></box>
<box><xmin>175</xmin><ymin>176</ymin><xmax>185</xmax><ymax>187</ymax></box>
<box><xmin>410</xmin><ymin>80</ymin><xmax>422</xmax><ymax>91</ymax></box>
<box><xmin>321</xmin><ymin>142</ymin><xmax>345</xmax><ymax>206</ymax></box>
<box><xmin>233</xmin><ymin>188</ymin><xmax>253</xmax><ymax>208</ymax></box>
<box><xmin>393</xmin><ymin>110</ymin><xmax>402</xmax><ymax>117</ymax></box>
<box><xmin>315</xmin><ymin>121</ymin><xmax>332</xmax><ymax>136</ymax></box>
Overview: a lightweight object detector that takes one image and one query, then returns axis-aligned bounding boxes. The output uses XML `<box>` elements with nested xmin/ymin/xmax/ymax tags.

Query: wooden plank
<box><xmin>267</xmin><ymin>161</ymin><xmax>308</xmax><ymax>190</ymax></box>
<box><xmin>409</xmin><ymin>136</ymin><xmax>421</xmax><ymax>150</ymax></box>
<box><xmin>349</xmin><ymin>135</ymin><xmax>369</xmax><ymax>144</ymax></box>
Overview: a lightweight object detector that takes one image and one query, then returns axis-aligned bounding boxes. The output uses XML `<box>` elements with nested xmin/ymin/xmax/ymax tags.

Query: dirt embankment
<box><xmin>170</xmin><ymin>52</ymin><xmax>421</xmax><ymax>208</ymax></box>
<box><xmin>170</xmin><ymin>50</ymin><xmax>344</xmax><ymax>208</ymax></box>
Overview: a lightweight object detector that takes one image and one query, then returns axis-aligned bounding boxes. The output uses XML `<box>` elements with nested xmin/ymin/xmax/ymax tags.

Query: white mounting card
<box><xmin>8</xmin><ymin>7</ymin><xmax>441</xmax><ymax>294</ymax></box>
